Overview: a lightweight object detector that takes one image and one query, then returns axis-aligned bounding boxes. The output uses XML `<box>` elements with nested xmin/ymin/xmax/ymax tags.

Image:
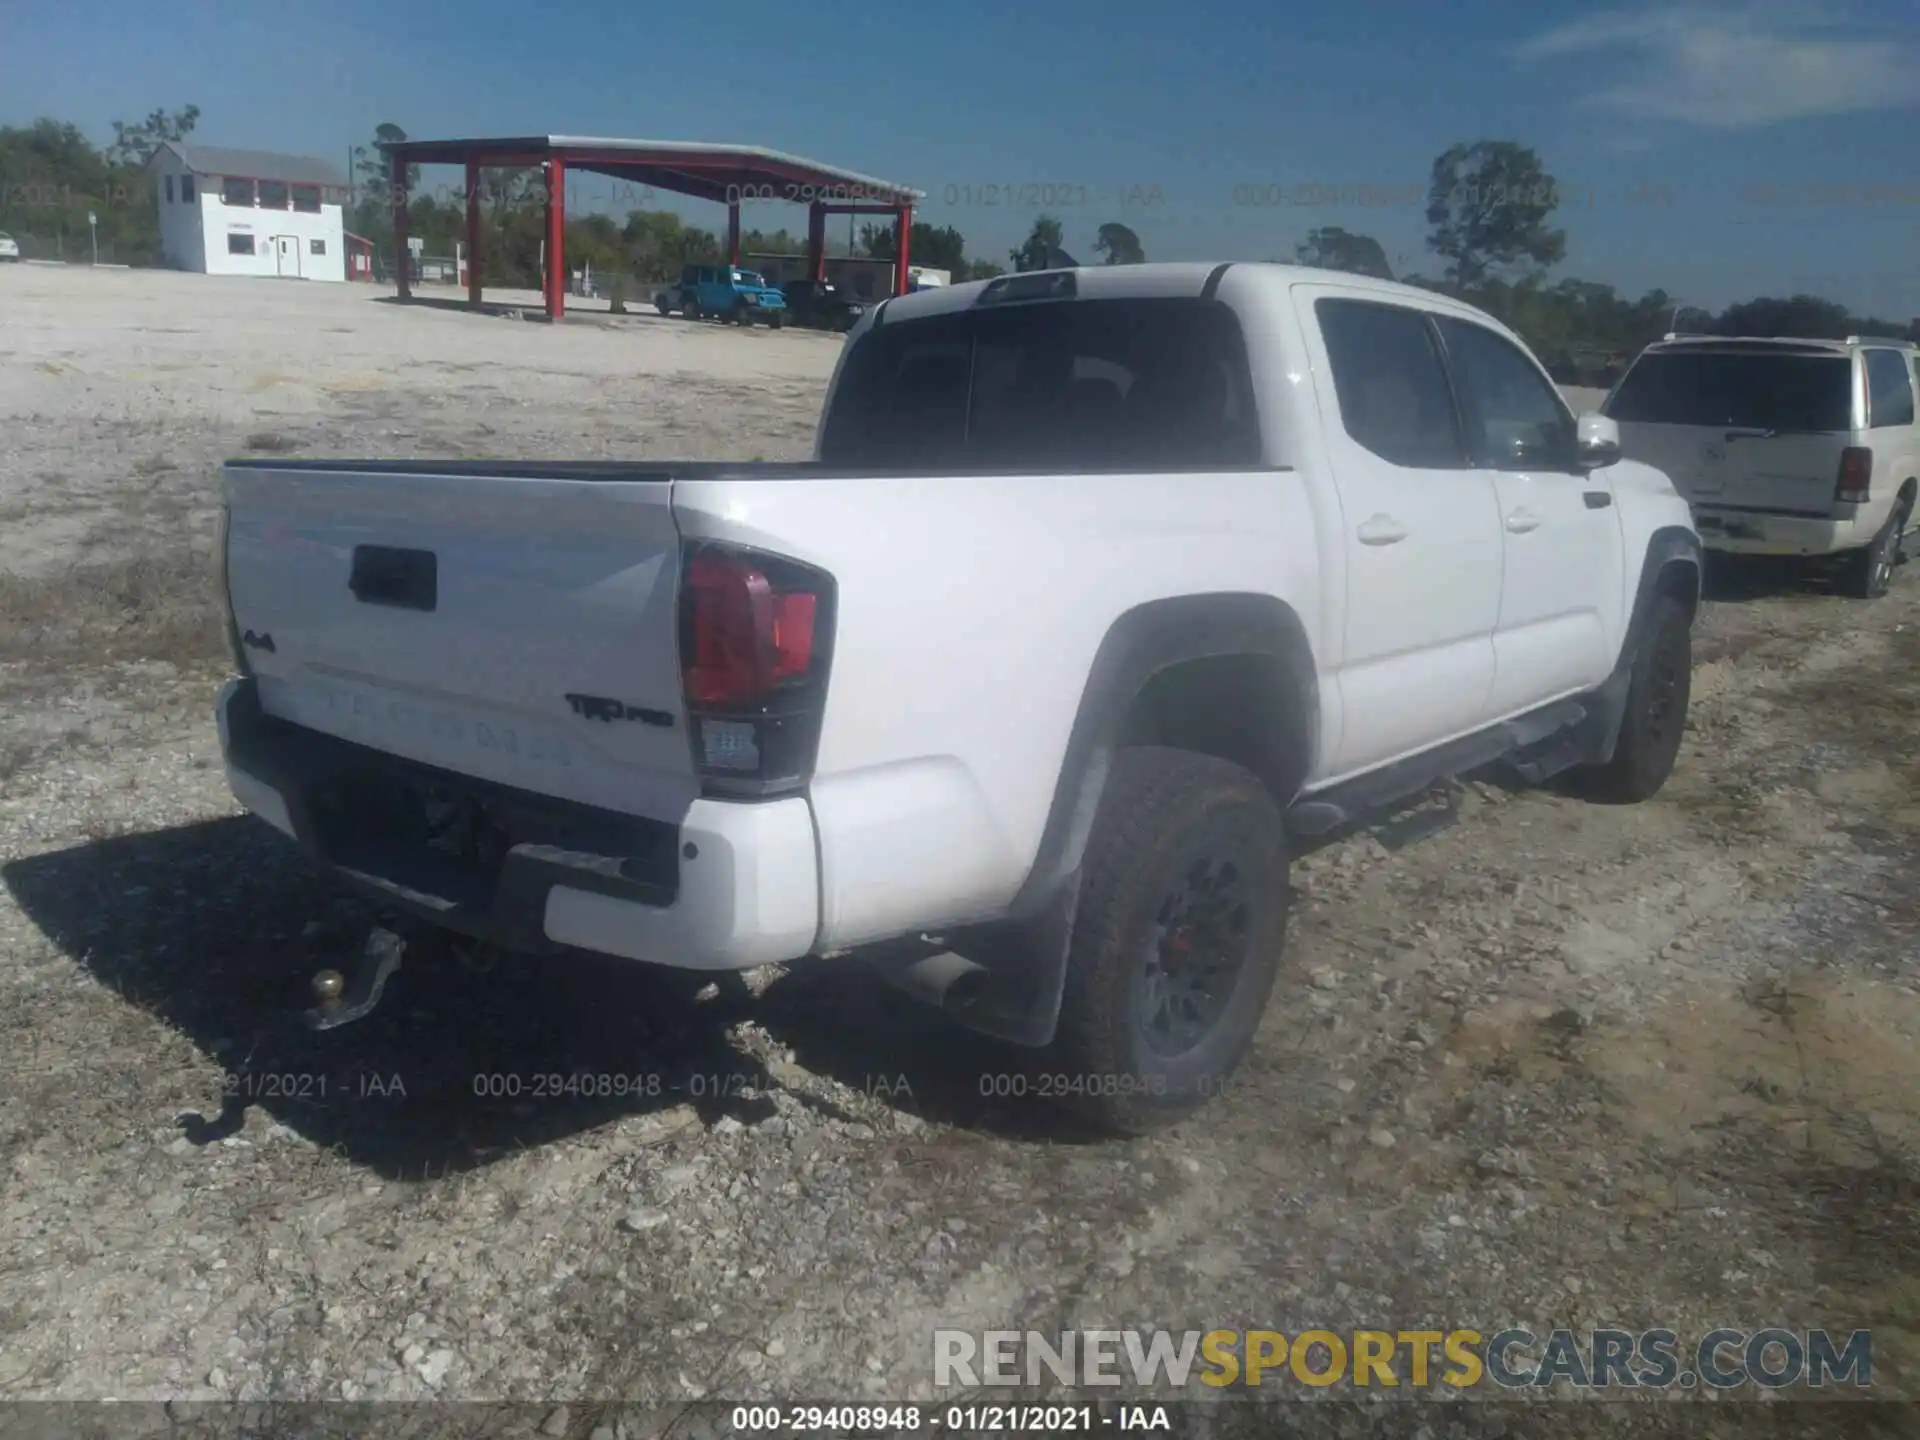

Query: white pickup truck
<box><xmin>215</xmin><ymin>262</ymin><xmax>1701</xmax><ymax>1133</ymax></box>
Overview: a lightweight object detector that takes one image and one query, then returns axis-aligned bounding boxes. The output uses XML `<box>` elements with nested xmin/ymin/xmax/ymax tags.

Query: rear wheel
<box><xmin>1049</xmin><ymin>747</ymin><xmax>1289</xmax><ymax>1136</ymax></box>
<box><xmin>1575</xmin><ymin>593</ymin><xmax>1691</xmax><ymax>803</ymax></box>
<box><xmin>1839</xmin><ymin>492</ymin><xmax>1912</xmax><ymax>600</ymax></box>
<box><xmin>685</xmin><ymin>297</ymin><xmax>702</xmax><ymax>321</ymax></box>
<box><xmin>654</xmin><ymin>294</ymin><xmax>671</xmax><ymax>316</ymax></box>
<box><xmin>770</xmin><ymin>312</ymin><xmax>784</xmax><ymax>330</ymax></box>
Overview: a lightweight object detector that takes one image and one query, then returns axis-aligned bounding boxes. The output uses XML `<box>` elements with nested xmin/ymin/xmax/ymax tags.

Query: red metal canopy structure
<box><xmin>378</xmin><ymin>134</ymin><xmax>925</xmax><ymax>321</ymax></box>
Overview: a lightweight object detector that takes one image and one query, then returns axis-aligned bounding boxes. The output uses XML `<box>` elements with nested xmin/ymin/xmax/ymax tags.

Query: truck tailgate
<box><xmin>222</xmin><ymin>462</ymin><xmax>698</xmax><ymax>817</ymax></box>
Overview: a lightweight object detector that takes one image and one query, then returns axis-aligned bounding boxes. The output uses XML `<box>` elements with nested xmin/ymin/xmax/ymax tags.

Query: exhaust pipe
<box><xmin>866</xmin><ymin>936</ymin><xmax>994</xmax><ymax>1012</ymax></box>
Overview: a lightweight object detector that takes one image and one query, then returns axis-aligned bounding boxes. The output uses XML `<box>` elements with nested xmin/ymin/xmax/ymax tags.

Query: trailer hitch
<box><xmin>304</xmin><ymin>926</ymin><xmax>407</xmax><ymax>1031</ymax></box>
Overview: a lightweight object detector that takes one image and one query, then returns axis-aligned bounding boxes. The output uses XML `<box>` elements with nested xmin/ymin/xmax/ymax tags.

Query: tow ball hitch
<box><xmin>304</xmin><ymin>926</ymin><xmax>407</xmax><ymax>1031</ymax></box>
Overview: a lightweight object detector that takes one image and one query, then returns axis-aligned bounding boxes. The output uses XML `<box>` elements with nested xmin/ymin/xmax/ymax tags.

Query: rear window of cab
<box><xmin>818</xmin><ymin>297</ymin><xmax>1261</xmax><ymax>471</ymax></box>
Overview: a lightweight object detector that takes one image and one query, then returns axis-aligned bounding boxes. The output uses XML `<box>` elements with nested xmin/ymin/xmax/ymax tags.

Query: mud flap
<box><xmin>867</xmin><ymin>879</ymin><xmax>1080</xmax><ymax>1048</ymax></box>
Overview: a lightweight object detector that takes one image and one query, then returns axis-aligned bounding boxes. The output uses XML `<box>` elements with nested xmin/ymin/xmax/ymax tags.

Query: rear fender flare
<box><xmin>1008</xmin><ymin>591</ymin><xmax>1319</xmax><ymax>920</ymax></box>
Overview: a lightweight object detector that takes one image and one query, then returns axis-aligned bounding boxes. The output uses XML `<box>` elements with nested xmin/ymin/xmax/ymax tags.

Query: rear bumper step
<box><xmin>216</xmin><ymin>679</ymin><xmax>822</xmax><ymax>971</ymax></box>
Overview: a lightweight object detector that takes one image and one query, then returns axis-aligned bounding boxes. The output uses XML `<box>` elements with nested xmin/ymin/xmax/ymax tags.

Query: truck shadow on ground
<box><xmin>1703</xmin><ymin>551</ymin><xmax>1866</xmax><ymax>602</ymax></box>
<box><xmin>3</xmin><ymin>818</ymin><xmax>1087</xmax><ymax>1182</ymax></box>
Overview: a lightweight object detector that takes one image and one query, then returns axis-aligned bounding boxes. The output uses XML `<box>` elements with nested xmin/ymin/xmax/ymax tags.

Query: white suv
<box><xmin>0</xmin><ymin>233</ymin><xmax>20</xmax><ymax>262</ymax></box>
<box><xmin>1604</xmin><ymin>334</ymin><xmax>1920</xmax><ymax>597</ymax></box>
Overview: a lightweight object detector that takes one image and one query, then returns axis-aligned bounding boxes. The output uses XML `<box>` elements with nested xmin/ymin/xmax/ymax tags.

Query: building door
<box><xmin>274</xmin><ymin>235</ymin><xmax>300</xmax><ymax>278</ymax></box>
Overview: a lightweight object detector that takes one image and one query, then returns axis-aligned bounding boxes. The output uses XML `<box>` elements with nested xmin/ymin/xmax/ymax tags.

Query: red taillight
<box><xmin>1837</xmin><ymin>447</ymin><xmax>1873</xmax><ymax>505</ymax></box>
<box><xmin>682</xmin><ymin>551</ymin><xmax>776</xmax><ymax>706</ymax></box>
<box><xmin>678</xmin><ymin>544</ymin><xmax>833</xmax><ymax>794</ymax></box>
<box><xmin>679</xmin><ymin>546</ymin><xmax>824</xmax><ymax>706</ymax></box>
<box><xmin>771</xmin><ymin>591</ymin><xmax>816</xmax><ymax>678</ymax></box>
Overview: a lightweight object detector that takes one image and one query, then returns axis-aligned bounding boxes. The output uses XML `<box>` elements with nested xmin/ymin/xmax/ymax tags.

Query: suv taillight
<box><xmin>678</xmin><ymin>543</ymin><xmax>835</xmax><ymax>796</ymax></box>
<box><xmin>1837</xmin><ymin>447</ymin><xmax>1873</xmax><ymax>505</ymax></box>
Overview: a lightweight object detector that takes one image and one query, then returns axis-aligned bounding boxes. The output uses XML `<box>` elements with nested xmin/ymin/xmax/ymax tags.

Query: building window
<box><xmin>310</xmin><ymin>238</ymin><xmax>326</xmax><ymax>255</ymax></box>
<box><xmin>292</xmin><ymin>184</ymin><xmax>321</xmax><ymax>213</ymax></box>
<box><xmin>228</xmin><ymin>233</ymin><xmax>256</xmax><ymax>255</ymax></box>
<box><xmin>258</xmin><ymin>180</ymin><xmax>289</xmax><ymax>209</ymax></box>
<box><xmin>181</xmin><ymin>176</ymin><xmax>195</xmax><ymax>203</ymax></box>
<box><xmin>164</xmin><ymin>175</ymin><xmax>175</xmax><ymax>203</ymax></box>
<box><xmin>222</xmin><ymin>176</ymin><xmax>254</xmax><ymax>205</ymax></box>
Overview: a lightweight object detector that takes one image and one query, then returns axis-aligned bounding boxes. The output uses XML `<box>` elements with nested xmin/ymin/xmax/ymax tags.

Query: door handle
<box><xmin>1583</xmin><ymin>490</ymin><xmax>1613</xmax><ymax>509</ymax></box>
<box><xmin>1356</xmin><ymin>514</ymin><xmax>1408</xmax><ymax>546</ymax></box>
<box><xmin>1504</xmin><ymin>509</ymin><xmax>1541</xmax><ymax>534</ymax></box>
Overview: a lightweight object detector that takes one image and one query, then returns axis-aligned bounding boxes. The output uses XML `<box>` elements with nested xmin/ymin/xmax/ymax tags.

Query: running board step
<box><xmin>1289</xmin><ymin>698</ymin><xmax>1590</xmax><ymax>839</ymax></box>
<box><xmin>1370</xmin><ymin>786</ymin><xmax>1459</xmax><ymax>851</ymax></box>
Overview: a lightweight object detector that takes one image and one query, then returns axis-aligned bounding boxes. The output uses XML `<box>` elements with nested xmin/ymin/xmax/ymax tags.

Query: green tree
<box><xmin>0</xmin><ymin>117</ymin><xmax>158</xmax><ymax>263</ymax></box>
<box><xmin>1092</xmin><ymin>221</ymin><xmax>1145</xmax><ymax>264</ymax></box>
<box><xmin>741</xmin><ymin>227</ymin><xmax>805</xmax><ymax>256</ymax></box>
<box><xmin>1710</xmin><ymin>294</ymin><xmax>1853</xmax><ymax>340</ymax></box>
<box><xmin>967</xmin><ymin>259</ymin><xmax>1007</xmax><ymax>281</ymax></box>
<box><xmin>860</xmin><ymin>220</ymin><xmax>968</xmax><ymax>278</ymax></box>
<box><xmin>1424</xmin><ymin>140</ymin><xmax>1567</xmax><ymax>287</ymax></box>
<box><xmin>351</xmin><ymin>122</ymin><xmax>420</xmax><ymax>215</ymax></box>
<box><xmin>107</xmin><ymin>104</ymin><xmax>200</xmax><ymax>167</ymax></box>
<box><xmin>1010</xmin><ymin>215</ymin><xmax>1065</xmax><ymax>272</ymax></box>
<box><xmin>1293</xmin><ymin>226</ymin><xmax>1393</xmax><ymax>280</ymax></box>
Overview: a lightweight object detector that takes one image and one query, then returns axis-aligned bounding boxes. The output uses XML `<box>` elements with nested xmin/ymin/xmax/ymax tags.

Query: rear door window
<box><xmin>818</xmin><ymin>298</ymin><xmax>1261</xmax><ymax>470</ymax></box>
<box><xmin>1313</xmin><ymin>298</ymin><xmax>1466</xmax><ymax>469</ymax></box>
<box><xmin>1605</xmin><ymin>350</ymin><xmax>1854</xmax><ymax>432</ymax></box>
<box><xmin>1865</xmin><ymin>349</ymin><xmax>1916</xmax><ymax>428</ymax></box>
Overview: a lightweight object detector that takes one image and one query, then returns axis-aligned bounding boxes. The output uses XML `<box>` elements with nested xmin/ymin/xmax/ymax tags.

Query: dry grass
<box><xmin>0</xmin><ymin>546</ymin><xmax>226</xmax><ymax>672</ymax></box>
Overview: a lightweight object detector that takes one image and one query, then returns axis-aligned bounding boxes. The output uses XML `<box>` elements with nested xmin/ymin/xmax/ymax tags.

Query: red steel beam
<box><xmin>544</xmin><ymin>157</ymin><xmax>566</xmax><ymax>321</ymax></box>
<box><xmin>893</xmin><ymin>204</ymin><xmax>912</xmax><ymax>296</ymax></box>
<box><xmin>465</xmin><ymin>159</ymin><xmax>482</xmax><ymax>307</ymax></box>
<box><xmin>727</xmin><ymin>201</ymin><xmax>741</xmax><ymax>265</ymax></box>
<box><xmin>807</xmin><ymin>202</ymin><xmax>826</xmax><ymax>283</ymax></box>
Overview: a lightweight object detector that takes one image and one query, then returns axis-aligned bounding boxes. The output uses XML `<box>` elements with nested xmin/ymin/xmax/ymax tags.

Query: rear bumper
<box><xmin>1690</xmin><ymin>507</ymin><xmax>1867</xmax><ymax>556</ymax></box>
<box><xmin>216</xmin><ymin>678</ymin><xmax>820</xmax><ymax>971</ymax></box>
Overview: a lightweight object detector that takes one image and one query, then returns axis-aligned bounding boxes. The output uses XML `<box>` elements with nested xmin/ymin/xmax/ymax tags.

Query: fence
<box><xmin>4</xmin><ymin>231</ymin><xmax>140</xmax><ymax>266</ymax></box>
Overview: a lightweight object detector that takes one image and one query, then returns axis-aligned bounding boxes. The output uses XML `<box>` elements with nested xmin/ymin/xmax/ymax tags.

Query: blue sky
<box><xmin>7</xmin><ymin>0</ymin><xmax>1916</xmax><ymax>316</ymax></box>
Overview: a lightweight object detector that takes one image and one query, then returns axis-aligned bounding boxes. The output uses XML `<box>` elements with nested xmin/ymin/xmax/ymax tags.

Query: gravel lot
<box><xmin>2</xmin><ymin>266</ymin><xmax>1917</xmax><ymax>1435</ymax></box>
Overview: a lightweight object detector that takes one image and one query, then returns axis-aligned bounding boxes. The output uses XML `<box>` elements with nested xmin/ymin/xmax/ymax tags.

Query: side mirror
<box><xmin>1576</xmin><ymin>411</ymin><xmax>1622</xmax><ymax>469</ymax></box>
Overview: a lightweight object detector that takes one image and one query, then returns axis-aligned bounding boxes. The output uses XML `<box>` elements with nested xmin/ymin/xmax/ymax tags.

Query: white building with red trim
<box><xmin>149</xmin><ymin>143</ymin><xmax>350</xmax><ymax>282</ymax></box>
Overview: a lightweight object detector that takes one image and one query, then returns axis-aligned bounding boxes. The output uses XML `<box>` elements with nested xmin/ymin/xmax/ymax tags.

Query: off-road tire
<box><xmin>1838</xmin><ymin>492</ymin><xmax>1912</xmax><ymax>600</ymax></box>
<box><xmin>1577</xmin><ymin>593</ymin><xmax>1691</xmax><ymax>804</ymax></box>
<box><xmin>1049</xmin><ymin>746</ymin><xmax>1289</xmax><ymax>1136</ymax></box>
<box><xmin>685</xmin><ymin>298</ymin><xmax>702</xmax><ymax>321</ymax></box>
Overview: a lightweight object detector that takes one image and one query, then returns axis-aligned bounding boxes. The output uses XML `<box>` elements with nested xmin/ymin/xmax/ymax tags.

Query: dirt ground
<box><xmin>2</xmin><ymin>265</ymin><xmax>1917</xmax><ymax>1435</ymax></box>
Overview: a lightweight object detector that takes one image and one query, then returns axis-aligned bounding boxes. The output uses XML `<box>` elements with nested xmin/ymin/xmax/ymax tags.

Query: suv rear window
<box><xmin>1605</xmin><ymin>350</ymin><xmax>1853</xmax><ymax>432</ymax></box>
<box><xmin>818</xmin><ymin>298</ymin><xmax>1261</xmax><ymax>469</ymax></box>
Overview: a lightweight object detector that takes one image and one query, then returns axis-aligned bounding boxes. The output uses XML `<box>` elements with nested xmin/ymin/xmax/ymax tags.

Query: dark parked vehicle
<box><xmin>780</xmin><ymin>279</ymin><xmax>867</xmax><ymax>332</ymax></box>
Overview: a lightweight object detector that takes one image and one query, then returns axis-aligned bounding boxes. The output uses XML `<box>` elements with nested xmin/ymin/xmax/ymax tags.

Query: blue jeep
<box><xmin>658</xmin><ymin>264</ymin><xmax>788</xmax><ymax>328</ymax></box>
